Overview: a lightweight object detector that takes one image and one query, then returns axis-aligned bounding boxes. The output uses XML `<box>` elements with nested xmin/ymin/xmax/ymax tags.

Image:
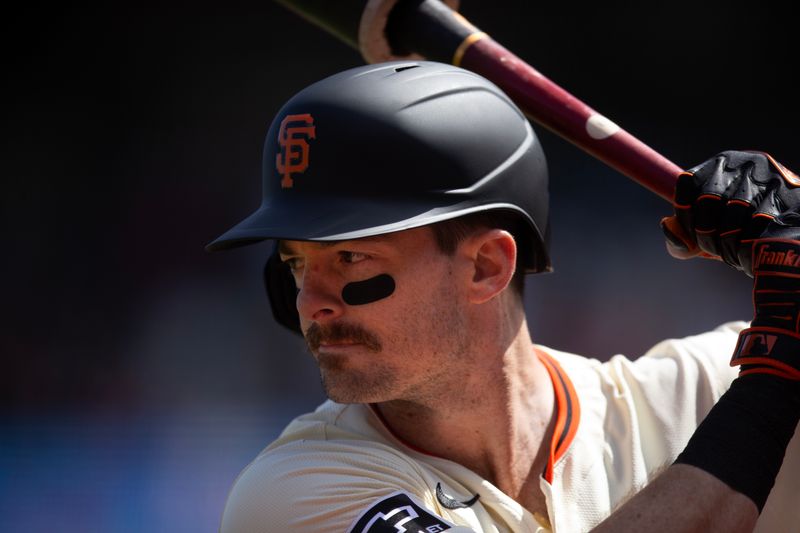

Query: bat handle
<box><xmin>386</xmin><ymin>0</ymin><xmax>682</xmax><ymax>202</ymax></box>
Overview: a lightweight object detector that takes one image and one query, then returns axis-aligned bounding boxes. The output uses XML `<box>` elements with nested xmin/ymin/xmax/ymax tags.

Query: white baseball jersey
<box><xmin>220</xmin><ymin>321</ymin><xmax>799</xmax><ymax>532</ymax></box>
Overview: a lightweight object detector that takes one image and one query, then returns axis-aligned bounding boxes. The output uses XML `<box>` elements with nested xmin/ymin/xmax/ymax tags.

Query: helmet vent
<box><xmin>394</xmin><ymin>64</ymin><xmax>419</xmax><ymax>73</ymax></box>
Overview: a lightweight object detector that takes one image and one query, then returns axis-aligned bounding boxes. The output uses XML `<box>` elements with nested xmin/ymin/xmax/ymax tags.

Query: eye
<box><xmin>340</xmin><ymin>251</ymin><xmax>369</xmax><ymax>264</ymax></box>
<box><xmin>281</xmin><ymin>256</ymin><xmax>304</xmax><ymax>272</ymax></box>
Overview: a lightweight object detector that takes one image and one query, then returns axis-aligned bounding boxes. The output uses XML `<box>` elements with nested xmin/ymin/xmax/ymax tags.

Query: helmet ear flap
<box><xmin>264</xmin><ymin>246</ymin><xmax>302</xmax><ymax>335</ymax></box>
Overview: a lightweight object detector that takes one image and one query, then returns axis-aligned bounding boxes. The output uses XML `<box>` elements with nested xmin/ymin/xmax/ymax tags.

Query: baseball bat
<box><xmin>274</xmin><ymin>0</ymin><xmax>682</xmax><ymax>202</ymax></box>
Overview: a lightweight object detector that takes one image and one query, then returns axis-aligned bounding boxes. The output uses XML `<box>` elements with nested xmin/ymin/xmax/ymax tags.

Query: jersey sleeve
<box><xmin>219</xmin><ymin>438</ymin><xmax>471</xmax><ymax>533</ymax></box>
<box><xmin>636</xmin><ymin>321</ymin><xmax>744</xmax><ymax>404</ymax></box>
<box><xmin>604</xmin><ymin>321</ymin><xmax>745</xmax><ymax>472</ymax></box>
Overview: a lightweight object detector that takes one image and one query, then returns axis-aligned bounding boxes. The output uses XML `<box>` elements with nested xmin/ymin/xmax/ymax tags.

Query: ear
<box><xmin>462</xmin><ymin>229</ymin><xmax>517</xmax><ymax>304</ymax></box>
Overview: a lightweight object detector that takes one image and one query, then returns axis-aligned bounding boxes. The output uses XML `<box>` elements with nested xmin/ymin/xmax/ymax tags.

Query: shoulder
<box><xmin>219</xmin><ymin>402</ymin><xmax>454</xmax><ymax>532</ymax></box>
<box><xmin>549</xmin><ymin>321</ymin><xmax>745</xmax><ymax>402</ymax></box>
<box><xmin>220</xmin><ymin>439</ymin><xmax>435</xmax><ymax>532</ymax></box>
<box><xmin>543</xmin><ymin>322</ymin><xmax>746</xmax><ymax>455</ymax></box>
<box><xmin>621</xmin><ymin>320</ymin><xmax>746</xmax><ymax>401</ymax></box>
<box><xmin>535</xmin><ymin>323</ymin><xmax>747</xmax><ymax>516</ymax></box>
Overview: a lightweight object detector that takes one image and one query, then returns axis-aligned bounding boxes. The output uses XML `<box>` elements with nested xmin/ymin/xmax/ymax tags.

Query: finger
<box><xmin>726</xmin><ymin>160</ymin><xmax>767</xmax><ymax>205</ymax></box>
<box><xmin>718</xmin><ymin>163</ymin><xmax>764</xmax><ymax>269</ymax></box>
<box><xmin>761</xmin><ymin>209</ymin><xmax>800</xmax><ymax>240</ymax></box>
<box><xmin>693</xmin><ymin>194</ymin><xmax>725</xmax><ymax>256</ymax></box>
<box><xmin>662</xmin><ymin>215</ymin><xmax>698</xmax><ymax>259</ymax></box>
<box><xmin>683</xmin><ymin>155</ymin><xmax>734</xmax><ymax>257</ymax></box>
<box><xmin>719</xmin><ymin>203</ymin><xmax>751</xmax><ymax>269</ymax></box>
<box><xmin>697</xmin><ymin>153</ymin><xmax>738</xmax><ymax>196</ymax></box>
<box><xmin>661</xmin><ymin>215</ymin><xmax>720</xmax><ymax>261</ymax></box>
<box><xmin>754</xmin><ymin>186</ymin><xmax>782</xmax><ymax>219</ymax></box>
<box><xmin>674</xmin><ymin>171</ymin><xmax>698</xmax><ymax>244</ymax></box>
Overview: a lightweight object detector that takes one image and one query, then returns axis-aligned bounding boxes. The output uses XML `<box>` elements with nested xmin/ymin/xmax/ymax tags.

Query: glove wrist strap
<box><xmin>732</xmin><ymin>239</ymin><xmax>800</xmax><ymax>380</ymax></box>
<box><xmin>731</xmin><ymin>327</ymin><xmax>800</xmax><ymax>380</ymax></box>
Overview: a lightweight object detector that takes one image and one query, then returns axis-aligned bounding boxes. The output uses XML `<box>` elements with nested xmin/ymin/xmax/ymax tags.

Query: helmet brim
<box><xmin>206</xmin><ymin>196</ymin><xmax>534</xmax><ymax>253</ymax></box>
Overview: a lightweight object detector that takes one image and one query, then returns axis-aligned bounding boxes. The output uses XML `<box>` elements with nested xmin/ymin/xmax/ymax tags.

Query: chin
<box><xmin>320</xmin><ymin>371</ymin><xmax>394</xmax><ymax>404</ymax></box>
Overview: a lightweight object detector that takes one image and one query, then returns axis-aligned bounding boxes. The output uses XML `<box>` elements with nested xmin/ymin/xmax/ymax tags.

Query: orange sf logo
<box><xmin>276</xmin><ymin>113</ymin><xmax>316</xmax><ymax>189</ymax></box>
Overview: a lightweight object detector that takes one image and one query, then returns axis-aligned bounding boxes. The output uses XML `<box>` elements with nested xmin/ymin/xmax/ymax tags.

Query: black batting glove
<box><xmin>661</xmin><ymin>150</ymin><xmax>800</xmax><ymax>275</ymax></box>
<box><xmin>661</xmin><ymin>150</ymin><xmax>800</xmax><ymax>380</ymax></box>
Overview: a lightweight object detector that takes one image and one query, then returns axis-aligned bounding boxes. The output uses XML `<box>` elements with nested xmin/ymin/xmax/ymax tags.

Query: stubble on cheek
<box><xmin>301</xmin><ymin>262</ymin><xmax>468</xmax><ymax>404</ymax></box>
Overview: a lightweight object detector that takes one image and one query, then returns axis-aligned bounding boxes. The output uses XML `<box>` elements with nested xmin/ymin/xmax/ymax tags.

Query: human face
<box><xmin>278</xmin><ymin>227</ymin><xmax>471</xmax><ymax>405</ymax></box>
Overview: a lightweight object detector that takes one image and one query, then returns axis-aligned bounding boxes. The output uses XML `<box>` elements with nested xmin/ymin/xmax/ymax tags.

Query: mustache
<box><xmin>305</xmin><ymin>322</ymin><xmax>382</xmax><ymax>352</ymax></box>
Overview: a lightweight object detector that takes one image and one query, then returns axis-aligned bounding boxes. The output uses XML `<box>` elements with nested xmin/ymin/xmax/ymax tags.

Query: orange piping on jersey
<box><xmin>536</xmin><ymin>348</ymin><xmax>581</xmax><ymax>484</ymax></box>
<box><xmin>727</xmin><ymin>199</ymin><xmax>751</xmax><ymax>207</ymax></box>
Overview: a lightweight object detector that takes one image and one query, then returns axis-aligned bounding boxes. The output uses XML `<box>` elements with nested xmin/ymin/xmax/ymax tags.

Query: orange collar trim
<box><xmin>536</xmin><ymin>347</ymin><xmax>582</xmax><ymax>484</ymax></box>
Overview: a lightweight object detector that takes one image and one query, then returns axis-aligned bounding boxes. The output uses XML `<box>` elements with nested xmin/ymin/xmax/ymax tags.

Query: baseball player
<box><xmin>208</xmin><ymin>62</ymin><xmax>799</xmax><ymax>532</ymax></box>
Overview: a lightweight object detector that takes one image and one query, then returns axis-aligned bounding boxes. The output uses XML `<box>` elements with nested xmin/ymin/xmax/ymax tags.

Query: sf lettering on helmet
<box><xmin>276</xmin><ymin>113</ymin><xmax>315</xmax><ymax>188</ymax></box>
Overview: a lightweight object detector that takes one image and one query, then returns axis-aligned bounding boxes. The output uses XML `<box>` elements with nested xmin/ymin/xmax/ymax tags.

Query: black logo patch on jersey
<box><xmin>348</xmin><ymin>491</ymin><xmax>454</xmax><ymax>533</ymax></box>
<box><xmin>435</xmin><ymin>483</ymin><xmax>480</xmax><ymax>510</ymax></box>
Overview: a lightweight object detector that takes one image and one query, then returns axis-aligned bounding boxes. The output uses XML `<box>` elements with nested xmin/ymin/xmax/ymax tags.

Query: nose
<box><xmin>295</xmin><ymin>265</ymin><xmax>344</xmax><ymax>324</ymax></box>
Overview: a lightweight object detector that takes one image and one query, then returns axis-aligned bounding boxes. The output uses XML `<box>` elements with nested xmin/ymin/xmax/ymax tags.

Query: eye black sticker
<box><xmin>347</xmin><ymin>491</ymin><xmax>453</xmax><ymax>533</ymax></box>
<box><xmin>342</xmin><ymin>274</ymin><xmax>395</xmax><ymax>305</ymax></box>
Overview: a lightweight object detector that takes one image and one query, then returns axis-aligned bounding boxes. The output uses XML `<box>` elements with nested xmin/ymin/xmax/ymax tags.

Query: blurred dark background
<box><xmin>1</xmin><ymin>2</ymin><xmax>796</xmax><ymax>531</ymax></box>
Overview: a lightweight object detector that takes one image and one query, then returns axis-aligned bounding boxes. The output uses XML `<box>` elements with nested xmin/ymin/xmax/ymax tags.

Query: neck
<box><xmin>375</xmin><ymin>315</ymin><xmax>556</xmax><ymax>513</ymax></box>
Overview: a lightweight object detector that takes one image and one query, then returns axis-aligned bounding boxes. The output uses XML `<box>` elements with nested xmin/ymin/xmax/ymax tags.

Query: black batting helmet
<box><xmin>207</xmin><ymin>60</ymin><xmax>550</xmax><ymax>269</ymax></box>
<box><xmin>208</xmin><ymin>61</ymin><xmax>550</xmax><ymax>333</ymax></box>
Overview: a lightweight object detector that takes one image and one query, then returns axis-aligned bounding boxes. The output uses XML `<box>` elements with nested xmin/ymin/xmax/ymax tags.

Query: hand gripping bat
<box><xmin>274</xmin><ymin>0</ymin><xmax>683</xmax><ymax>201</ymax></box>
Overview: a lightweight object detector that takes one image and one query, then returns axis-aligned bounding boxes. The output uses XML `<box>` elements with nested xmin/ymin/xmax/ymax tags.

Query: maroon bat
<box><xmin>275</xmin><ymin>0</ymin><xmax>682</xmax><ymax>201</ymax></box>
